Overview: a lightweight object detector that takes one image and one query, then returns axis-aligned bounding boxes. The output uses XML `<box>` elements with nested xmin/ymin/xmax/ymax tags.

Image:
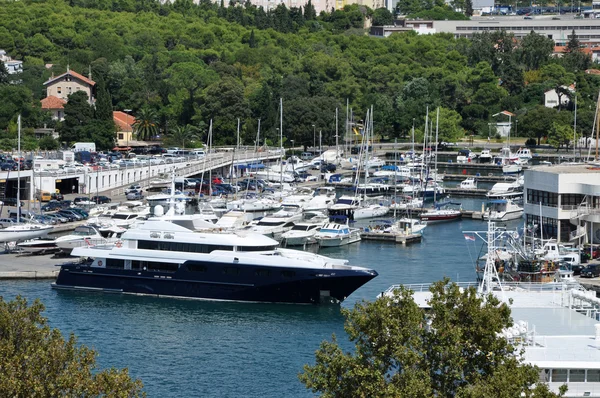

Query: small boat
<box><xmin>55</xmin><ymin>225</ymin><xmax>121</xmax><ymax>254</ymax></box>
<box><xmin>420</xmin><ymin>201</ymin><xmax>462</xmax><ymax>223</ymax></box>
<box><xmin>479</xmin><ymin>149</ymin><xmax>493</xmax><ymax>163</ymax></box>
<box><xmin>17</xmin><ymin>239</ymin><xmax>58</xmax><ymax>254</ymax></box>
<box><xmin>396</xmin><ymin>217</ymin><xmax>427</xmax><ymax>235</ymax></box>
<box><xmin>246</xmin><ymin>207</ymin><xmax>303</xmax><ymax>239</ymax></box>
<box><xmin>483</xmin><ymin>199</ymin><xmax>523</xmax><ymax>222</ymax></box>
<box><xmin>315</xmin><ymin>217</ymin><xmax>362</xmax><ymax>247</ymax></box>
<box><xmin>0</xmin><ymin>223</ymin><xmax>54</xmax><ymax>243</ymax></box>
<box><xmin>304</xmin><ymin>187</ymin><xmax>336</xmax><ymax>211</ymax></box>
<box><xmin>281</xmin><ymin>214</ymin><xmax>326</xmax><ymax>247</ymax></box>
<box><xmin>502</xmin><ymin>163</ymin><xmax>522</xmax><ymax>175</ymax></box>
<box><xmin>458</xmin><ymin>177</ymin><xmax>477</xmax><ymax>190</ymax></box>
<box><xmin>486</xmin><ymin>176</ymin><xmax>524</xmax><ymax>199</ymax></box>
<box><xmin>515</xmin><ymin>147</ymin><xmax>532</xmax><ymax>163</ymax></box>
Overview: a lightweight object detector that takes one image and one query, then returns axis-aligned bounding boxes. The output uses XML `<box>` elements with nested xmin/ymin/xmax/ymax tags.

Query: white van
<box><xmin>191</xmin><ymin>150</ymin><xmax>205</xmax><ymax>159</ymax></box>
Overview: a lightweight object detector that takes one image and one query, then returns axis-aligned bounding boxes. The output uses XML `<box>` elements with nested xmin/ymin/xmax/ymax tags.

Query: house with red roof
<box><xmin>113</xmin><ymin>111</ymin><xmax>137</xmax><ymax>147</ymax></box>
<box><xmin>40</xmin><ymin>95</ymin><xmax>67</xmax><ymax>121</ymax></box>
<box><xmin>43</xmin><ymin>66</ymin><xmax>96</xmax><ymax>104</ymax></box>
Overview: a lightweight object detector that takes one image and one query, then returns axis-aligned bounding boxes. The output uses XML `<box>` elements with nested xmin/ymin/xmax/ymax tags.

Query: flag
<box><xmin>464</xmin><ymin>234</ymin><xmax>476</xmax><ymax>242</ymax></box>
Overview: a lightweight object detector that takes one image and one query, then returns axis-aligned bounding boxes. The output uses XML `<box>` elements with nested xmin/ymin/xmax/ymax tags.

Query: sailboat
<box><xmin>0</xmin><ymin>115</ymin><xmax>53</xmax><ymax>244</ymax></box>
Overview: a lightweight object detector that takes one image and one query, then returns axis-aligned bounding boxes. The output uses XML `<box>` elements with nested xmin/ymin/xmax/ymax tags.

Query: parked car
<box><xmin>581</xmin><ymin>264</ymin><xmax>600</xmax><ymax>278</ymax></box>
<box><xmin>51</xmin><ymin>192</ymin><xmax>64</xmax><ymax>201</ymax></box>
<box><xmin>57</xmin><ymin>209</ymin><xmax>83</xmax><ymax>221</ymax></box>
<box><xmin>41</xmin><ymin>201</ymin><xmax>63</xmax><ymax>212</ymax></box>
<box><xmin>0</xmin><ymin>218</ymin><xmax>18</xmax><ymax>228</ymax></box>
<box><xmin>125</xmin><ymin>185</ymin><xmax>142</xmax><ymax>194</ymax></box>
<box><xmin>74</xmin><ymin>197</ymin><xmax>91</xmax><ymax>204</ymax></box>
<box><xmin>44</xmin><ymin>213</ymin><xmax>68</xmax><ymax>223</ymax></box>
<box><xmin>126</xmin><ymin>191</ymin><xmax>144</xmax><ymax>200</ymax></box>
<box><xmin>320</xmin><ymin>163</ymin><xmax>337</xmax><ymax>173</ymax></box>
<box><xmin>91</xmin><ymin>195</ymin><xmax>111</xmax><ymax>204</ymax></box>
<box><xmin>1</xmin><ymin>198</ymin><xmax>24</xmax><ymax>207</ymax></box>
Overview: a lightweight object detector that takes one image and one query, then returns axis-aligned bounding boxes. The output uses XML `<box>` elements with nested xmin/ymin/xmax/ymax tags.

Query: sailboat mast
<box><xmin>236</xmin><ymin>118</ymin><xmax>240</xmax><ymax>151</ymax></box>
<box><xmin>335</xmin><ymin>107</ymin><xmax>339</xmax><ymax>164</ymax></box>
<box><xmin>434</xmin><ymin>107</ymin><xmax>439</xmax><ymax>204</ymax></box>
<box><xmin>17</xmin><ymin>115</ymin><xmax>20</xmax><ymax>224</ymax></box>
<box><xmin>279</xmin><ymin>97</ymin><xmax>283</xmax><ymax>192</ymax></box>
<box><xmin>208</xmin><ymin>119</ymin><xmax>213</xmax><ymax>197</ymax></box>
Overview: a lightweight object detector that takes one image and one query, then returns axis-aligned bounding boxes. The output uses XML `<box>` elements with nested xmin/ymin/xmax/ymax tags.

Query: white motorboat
<box><xmin>483</xmin><ymin>199</ymin><xmax>523</xmax><ymax>221</ymax></box>
<box><xmin>304</xmin><ymin>187</ymin><xmax>336</xmax><ymax>211</ymax></box>
<box><xmin>479</xmin><ymin>149</ymin><xmax>493</xmax><ymax>163</ymax></box>
<box><xmin>502</xmin><ymin>163</ymin><xmax>522</xmax><ymax>174</ymax></box>
<box><xmin>0</xmin><ymin>224</ymin><xmax>53</xmax><ymax>243</ymax></box>
<box><xmin>390</xmin><ymin>196</ymin><xmax>423</xmax><ymax>211</ymax></box>
<box><xmin>515</xmin><ymin>147</ymin><xmax>532</xmax><ymax>163</ymax></box>
<box><xmin>226</xmin><ymin>194</ymin><xmax>282</xmax><ymax>212</ymax></box>
<box><xmin>55</xmin><ymin>225</ymin><xmax>121</xmax><ymax>254</ymax></box>
<box><xmin>396</xmin><ymin>217</ymin><xmax>427</xmax><ymax>235</ymax></box>
<box><xmin>252</xmin><ymin>169</ymin><xmax>295</xmax><ymax>183</ymax></box>
<box><xmin>281</xmin><ymin>217</ymin><xmax>326</xmax><ymax>246</ymax></box>
<box><xmin>486</xmin><ymin>177</ymin><xmax>524</xmax><ymax>199</ymax></box>
<box><xmin>458</xmin><ymin>177</ymin><xmax>477</xmax><ymax>190</ymax></box>
<box><xmin>315</xmin><ymin>221</ymin><xmax>362</xmax><ymax>247</ymax></box>
<box><xmin>146</xmin><ymin>191</ymin><xmax>191</xmax><ymax>208</ymax></box>
<box><xmin>373</xmin><ymin>165</ymin><xmax>411</xmax><ymax>178</ymax></box>
<box><xmin>17</xmin><ymin>239</ymin><xmax>58</xmax><ymax>254</ymax></box>
<box><xmin>246</xmin><ymin>208</ymin><xmax>302</xmax><ymax>239</ymax></box>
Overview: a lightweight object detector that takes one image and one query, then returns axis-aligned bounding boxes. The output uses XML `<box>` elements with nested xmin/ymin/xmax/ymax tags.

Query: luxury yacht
<box><xmin>52</xmin><ymin>220</ymin><xmax>377</xmax><ymax>304</ymax></box>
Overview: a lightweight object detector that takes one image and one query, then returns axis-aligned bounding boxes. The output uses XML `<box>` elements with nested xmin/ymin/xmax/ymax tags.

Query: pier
<box><xmin>359</xmin><ymin>231</ymin><xmax>422</xmax><ymax>245</ymax></box>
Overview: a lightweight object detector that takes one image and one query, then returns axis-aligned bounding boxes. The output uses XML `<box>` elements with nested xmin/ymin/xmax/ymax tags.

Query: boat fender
<box><xmin>98</xmin><ymin>261</ymin><xmax>103</xmax><ymax>267</ymax></box>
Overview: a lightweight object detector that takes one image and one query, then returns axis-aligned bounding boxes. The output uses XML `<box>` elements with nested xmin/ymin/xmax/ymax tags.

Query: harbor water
<box><xmin>0</xmin><ymin>198</ymin><xmax>520</xmax><ymax>397</ymax></box>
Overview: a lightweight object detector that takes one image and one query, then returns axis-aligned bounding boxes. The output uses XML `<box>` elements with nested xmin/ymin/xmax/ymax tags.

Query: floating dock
<box><xmin>360</xmin><ymin>231</ymin><xmax>422</xmax><ymax>245</ymax></box>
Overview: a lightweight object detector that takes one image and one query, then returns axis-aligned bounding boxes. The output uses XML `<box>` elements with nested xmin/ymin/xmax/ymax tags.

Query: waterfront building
<box><xmin>0</xmin><ymin>49</ymin><xmax>23</xmax><ymax>75</ymax></box>
<box><xmin>524</xmin><ymin>164</ymin><xmax>600</xmax><ymax>243</ymax></box>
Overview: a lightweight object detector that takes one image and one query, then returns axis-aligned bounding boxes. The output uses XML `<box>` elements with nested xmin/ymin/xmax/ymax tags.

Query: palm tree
<box><xmin>170</xmin><ymin>124</ymin><xmax>199</xmax><ymax>149</ymax></box>
<box><xmin>132</xmin><ymin>107</ymin><xmax>159</xmax><ymax>141</ymax></box>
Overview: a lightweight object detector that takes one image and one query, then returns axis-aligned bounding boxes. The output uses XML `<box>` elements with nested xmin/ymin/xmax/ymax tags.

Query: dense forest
<box><xmin>0</xmin><ymin>0</ymin><xmax>597</xmax><ymax>150</ymax></box>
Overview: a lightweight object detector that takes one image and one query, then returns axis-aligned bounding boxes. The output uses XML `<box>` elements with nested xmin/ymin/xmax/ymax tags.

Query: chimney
<box><xmin>88</xmin><ymin>65</ymin><xmax>92</xmax><ymax>81</ymax></box>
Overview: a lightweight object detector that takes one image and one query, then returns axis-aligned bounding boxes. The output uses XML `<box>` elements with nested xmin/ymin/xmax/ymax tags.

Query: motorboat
<box><xmin>458</xmin><ymin>177</ymin><xmax>477</xmax><ymax>190</ymax></box>
<box><xmin>54</xmin><ymin>225</ymin><xmax>122</xmax><ymax>254</ymax></box>
<box><xmin>17</xmin><ymin>239</ymin><xmax>58</xmax><ymax>254</ymax></box>
<box><xmin>0</xmin><ymin>223</ymin><xmax>54</xmax><ymax>243</ymax></box>
<box><xmin>52</xmin><ymin>219</ymin><xmax>378</xmax><ymax>304</ymax></box>
<box><xmin>246</xmin><ymin>207</ymin><xmax>303</xmax><ymax>239</ymax></box>
<box><xmin>390</xmin><ymin>196</ymin><xmax>423</xmax><ymax>211</ymax></box>
<box><xmin>479</xmin><ymin>149</ymin><xmax>493</xmax><ymax>163</ymax></box>
<box><xmin>486</xmin><ymin>177</ymin><xmax>524</xmax><ymax>199</ymax></box>
<box><xmin>226</xmin><ymin>195</ymin><xmax>282</xmax><ymax>212</ymax></box>
<box><xmin>315</xmin><ymin>219</ymin><xmax>362</xmax><ymax>247</ymax></box>
<box><xmin>515</xmin><ymin>147</ymin><xmax>532</xmax><ymax>163</ymax></box>
<box><xmin>330</xmin><ymin>195</ymin><xmax>389</xmax><ymax>221</ymax></box>
<box><xmin>281</xmin><ymin>215</ymin><xmax>326</xmax><ymax>247</ymax></box>
<box><xmin>396</xmin><ymin>217</ymin><xmax>427</xmax><ymax>235</ymax></box>
<box><xmin>304</xmin><ymin>187</ymin><xmax>336</xmax><ymax>211</ymax></box>
<box><xmin>419</xmin><ymin>201</ymin><xmax>462</xmax><ymax>223</ymax></box>
<box><xmin>483</xmin><ymin>199</ymin><xmax>523</xmax><ymax>222</ymax></box>
<box><xmin>373</xmin><ymin>165</ymin><xmax>411</xmax><ymax>178</ymax></box>
<box><xmin>502</xmin><ymin>163</ymin><xmax>522</xmax><ymax>175</ymax></box>
<box><xmin>355</xmin><ymin>182</ymin><xmax>391</xmax><ymax>197</ymax></box>
<box><xmin>146</xmin><ymin>191</ymin><xmax>192</xmax><ymax>208</ymax></box>
<box><xmin>251</xmin><ymin>169</ymin><xmax>295</xmax><ymax>183</ymax></box>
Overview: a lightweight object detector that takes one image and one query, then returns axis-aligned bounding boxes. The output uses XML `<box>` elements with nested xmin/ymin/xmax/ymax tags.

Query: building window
<box><xmin>118</xmin><ymin>133</ymin><xmax>124</xmax><ymax>140</ymax></box>
<box><xmin>57</xmin><ymin>86</ymin><xmax>62</xmax><ymax>94</ymax></box>
<box><xmin>551</xmin><ymin>369</ymin><xmax>568</xmax><ymax>383</ymax></box>
<box><xmin>587</xmin><ymin>369</ymin><xmax>600</xmax><ymax>382</ymax></box>
<box><xmin>570</xmin><ymin>369</ymin><xmax>585</xmax><ymax>382</ymax></box>
<box><xmin>68</xmin><ymin>87</ymin><xmax>72</xmax><ymax>94</ymax></box>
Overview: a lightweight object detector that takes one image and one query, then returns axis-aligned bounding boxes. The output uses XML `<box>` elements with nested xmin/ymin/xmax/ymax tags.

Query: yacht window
<box><xmin>587</xmin><ymin>369</ymin><xmax>600</xmax><ymax>382</ymax></box>
<box><xmin>73</xmin><ymin>227</ymin><xmax>94</xmax><ymax>236</ymax></box>
<box><xmin>283</xmin><ymin>222</ymin><xmax>295</xmax><ymax>227</ymax></box>
<box><xmin>112</xmin><ymin>214</ymin><xmax>131</xmax><ymax>220</ymax></box>
<box><xmin>256</xmin><ymin>221</ymin><xmax>285</xmax><ymax>226</ymax></box>
<box><xmin>291</xmin><ymin>225</ymin><xmax>310</xmax><ymax>231</ymax></box>
<box><xmin>237</xmin><ymin>246</ymin><xmax>277</xmax><ymax>252</ymax></box>
<box><xmin>106</xmin><ymin>258</ymin><xmax>124</xmax><ymax>269</ymax></box>
<box><xmin>138</xmin><ymin>240</ymin><xmax>233</xmax><ymax>253</ymax></box>
<box><xmin>223</xmin><ymin>267</ymin><xmax>239</xmax><ymax>275</ymax></box>
<box><xmin>570</xmin><ymin>369</ymin><xmax>585</xmax><ymax>382</ymax></box>
<box><xmin>255</xmin><ymin>268</ymin><xmax>271</xmax><ymax>277</ymax></box>
<box><xmin>319</xmin><ymin>229</ymin><xmax>339</xmax><ymax>234</ymax></box>
<box><xmin>281</xmin><ymin>270</ymin><xmax>295</xmax><ymax>278</ymax></box>
<box><xmin>551</xmin><ymin>369</ymin><xmax>568</xmax><ymax>383</ymax></box>
<box><xmin>187</xmin><ymin>263</ymin><xmax>207</xmax><ymax>273</ymax></box>
<box><xmin>148</xmin><ymin>262</ymin><xmax>178</xmax><ymax>273</ymax></box>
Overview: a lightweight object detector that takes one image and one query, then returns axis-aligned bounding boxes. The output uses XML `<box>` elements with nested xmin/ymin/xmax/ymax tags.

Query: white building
<box><xmin>524</xmin><ymin>164</ymin><xmax>600</xmax><ymax>243</ymax></box>
<box><xmin>0</xmin><ymin>49</ymin><xmax>23</xmax><ymax>75</ymax></box>
<box><xmin>544</xmin><ymin>85</ymin><xmax>574</xmax><ymax>109</ymax></box>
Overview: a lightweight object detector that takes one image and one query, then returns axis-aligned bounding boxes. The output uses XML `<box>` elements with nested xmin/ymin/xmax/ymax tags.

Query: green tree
<box><xmin>464</xmin><ymin>0</ymin><xmax>473</xmax><ymax>16</ymax></box>
<box><xmin>299</xmin><ymin>280</ymin><xmax>564</xmax><ymax>397</ymax></box>
<box><xmin>133</xmin><ymin>106</ymin><xmax>159</xmax><ymax>141</ymax></box>
<box><xmin>520</xmin><ymin>105</ymin><xmax>557</xmax><ymax>145</ymax></box>
<box><xmin>38</xmin><ymin>135</ymin><xmax>60</xmax><ymax>150</ymax></box>
<box><xmin>59</xmin><ymin>91</ymin><xmax>94</xmax><ymax>144</ymax></box>
<box><xmin>94</xmin><ymin>77</ymin><xmax>113</xmax><ymax>121</ymax></box>
<box><xmin>166</xmin><ymin>124</ymin><xmax>199</xmax><ymax>149</ymax></box>
<box><xmin>519</xmin><ymin>31</ymin><xmax>554</xmax><ymax>71</ymax></box>
<box><xmin>0</xmin><ymin>296</ymin><xmax>144</xmax><ymax>396</ymax></box>
<box><xmin>371</xmin><ymin>8</ymin><xmax>393</xmax><ymax>26</ymax></box>
<box><xmin>0</xmin><ymin>61</ymin><xmax>8</xmax><ymax>85</ymax></box>
<box><xmin>563</xmin><ymin>29</ymin><xmax>592</xmax><ymax>73</ymax></box>
<box><xmin>548</xmin><ymin>121</ymin><xmax>574</xmax><ymax>151</ymax></box>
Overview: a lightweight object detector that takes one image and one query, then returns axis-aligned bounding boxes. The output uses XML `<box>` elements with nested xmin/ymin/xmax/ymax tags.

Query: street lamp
<box><xmin>312</xmin><ymin>124</ymin><xmax>316</xmax><ymax>151</ymax></box>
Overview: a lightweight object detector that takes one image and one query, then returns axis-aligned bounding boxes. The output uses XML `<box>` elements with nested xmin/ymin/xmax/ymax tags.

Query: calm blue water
<box><xmin>0</xmin><ymin>201</ymin><xmax>521</xmax><ymax>397</ymax></box>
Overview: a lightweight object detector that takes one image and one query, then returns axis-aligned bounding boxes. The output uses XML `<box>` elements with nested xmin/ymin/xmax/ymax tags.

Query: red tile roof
<box><xmin>554</xmin><ymin>45</ymin><xmax>593</xmax><ymax>55</ymax></box>
<box><xmin>40</xmin><ymin>95</ymin><xmax>66</xmax><ymax>110</ymax></box>
<box><xmin>586</xmin><ymin>69</ymin><xmax>600</xmax><ymax>75</ymax></box>
<box><xmin>113</xmin><ymin>111</ymin><xmax>135</xmax><ymax>132</ymax></box>
<box><xmin>44</xmin><ymin>69</ymin><xmax>96</xmax><ymax>87</ymax></box>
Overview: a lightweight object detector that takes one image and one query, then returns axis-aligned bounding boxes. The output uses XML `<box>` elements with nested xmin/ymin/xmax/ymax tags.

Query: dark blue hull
<box><xmin>53</xmin><ymin>261</ymin><xmax>377</xmax><ymax>304</ymax></box>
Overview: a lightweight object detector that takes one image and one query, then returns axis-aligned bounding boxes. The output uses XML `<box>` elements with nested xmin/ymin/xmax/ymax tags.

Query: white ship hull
<box><xmin>0</xmin><ymin>225</ymin><xmax>53</xmax><ymax>243</ymax></box>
